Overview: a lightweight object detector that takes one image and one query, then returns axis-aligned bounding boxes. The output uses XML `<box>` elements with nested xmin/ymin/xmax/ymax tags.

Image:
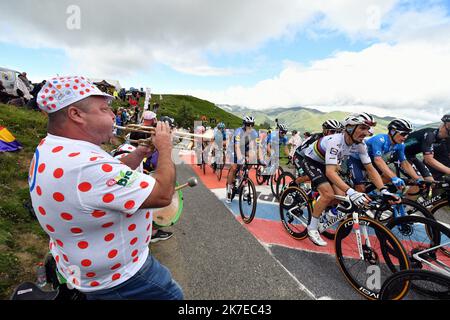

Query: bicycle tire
<box><xmin>239</xmin><ymin>178</ymin><xmax>257</xmax><ymax>223</ymax></box>
<box><xmin>255</xmin><ymin>165</ymin><xmax>265</xmax><ymax>185</ymax></box>
<box><xmin>270</xmin><ymin>166</ymin><xmax>284</xmax><ymax>197</ymax></box>
<box><xmin>371</xmin><ymin>198</ymin><xmax>436</xmax><ymax>224</ymax></box>
<box><xmin>216</xmin><ymin>163</ymin><xmax>224</xmax><ymax>181</ymax></box>
<box><xmin>335</xmin><ymin>216</ymin><xmax>410</xmax><ymax>300</ymax></box>
<box><xmin>380</xmin><ymin>269</ymin><xmax>450</xmax><ymax>300</ymax></box>
<box><xmin>430</xmin><ymin>198</ymin><xmax>450</xmax><ymax>227</ymax></box>
<box><xmin>275</xmin><ymin>171</ymin><xmax>296</xmax><ymax>201</ymax></box>
<box><xmin>279</xmin><ymin>186</ymin><xmax>310</xmax><ymax>239</ymax></box>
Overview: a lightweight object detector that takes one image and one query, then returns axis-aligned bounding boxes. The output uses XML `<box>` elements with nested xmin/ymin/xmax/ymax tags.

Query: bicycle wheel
<box><xmin>255</xmin><ymin>165</ymin><xmax>265</xmax><ymax>185</ymax></box>
<box><xmin>335</xmin><ymin>216</ymin><xmax>410</xmax><ymax>300</ymax></box>
<box><xmin>270</xmin><ymin>166</ymin><xmax>284</xmax><ymax>197</ymax></box>
<box><xmin>380</xmin><ymin>270</ymin><xmax>450</xmax><ymax>300</ymax></box>
<box><xmin>386</xmin><ymin>216</ymin><xmax>450</xmax><ymax>294</ymax></box>
<box><xmin>239</xmin><ymin>178</ymin><xmax>257</xmax><ymax>224</ymax></box>
<box><xmin>216</xmin><ymin>163</ymin><xmax>224</xmax><ymax>181</ymax></box>
<box><xmin>369</xmin><ymin>198</ymin><xmax>435</xmax><ymax>224</ymax></box>
<box><xmin>275</xmin><ymin>171</ymin><xmax>296</xmax><ymax>201</ymax></box>
<box><xmin>430</xmin><ymin>199</ymin><xmax>450</xmax><ymax>227</ymax></box>
<box><xmin>279</xmin><ymin>186</ymin><xmax>310</xmax><ymax>239</ymax></box>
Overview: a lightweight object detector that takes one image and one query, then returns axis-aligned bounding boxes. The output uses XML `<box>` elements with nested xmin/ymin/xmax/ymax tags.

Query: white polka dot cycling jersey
<box><xmin>28</xmin><ymin>134</ymin><xmax>156</xmax><ymax>292</ymax></box>
<box><xmin>303</xmin><ymin>133</ymin><xmax>372</xmax><ymax>165</ymax></box>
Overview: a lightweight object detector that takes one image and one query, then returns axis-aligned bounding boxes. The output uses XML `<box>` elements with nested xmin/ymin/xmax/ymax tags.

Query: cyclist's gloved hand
<box><xmin>415</xmin><ymin>178</ymin><xmax>426</xmax><ymax>188</ymax></box>
<box><xmin>380</xmin><ymin>187</ymin><xmax>400</xmax><ymax>202</ymax></box>
<box><xmin>391</xmin><ymin>176</ymin><xmax>405</xmax><ymax>189</ymax></box>
<box><xmin>346</xmin><ymin>188</ymin><xmax>368</xmax><ymax>207</ymax></box>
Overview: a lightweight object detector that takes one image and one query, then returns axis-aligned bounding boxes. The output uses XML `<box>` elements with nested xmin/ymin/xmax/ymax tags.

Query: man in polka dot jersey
<box><xmin>28</xmin><ymin>76</ymin><xmax>183</xmax><ymax>299</ymax></box>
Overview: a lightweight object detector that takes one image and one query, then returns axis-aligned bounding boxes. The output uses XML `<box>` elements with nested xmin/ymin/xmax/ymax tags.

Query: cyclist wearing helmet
<box><xmin>266</xmin><ymin>123</ymin><xmax>289</xmax><ymax>157</ymax></box>
<box><xmin>211</xmin><ymin>122</ymin><xmax>227</xmax><ymax>169</ymax></box>
<box><xmin>292</xmin><ymin>119</ymin><xmax>344</xmax><ymax>182</ymax></box>
<box><xmin>301</xmin><ymin>113</ymin><xmax>398</xmax><ymax>246</ymax></box>
<box><xmin>261</xmin><ymin>123</ymin><xmax>290</xmax><ymax>175</ymax></box>
<box><xmin>403</xmin><ymin>114</ymin><xmax>450</xmax><ymax>180</ymax></box>
<box><xmin>347</xmin><ymin>118</ymin><xmax>422</xmax><ymax>193</ymax></box>
<box><xmin>226</xmin><ymin>116</ymin><xmax>262</xmax><ymax>203</ymax></box>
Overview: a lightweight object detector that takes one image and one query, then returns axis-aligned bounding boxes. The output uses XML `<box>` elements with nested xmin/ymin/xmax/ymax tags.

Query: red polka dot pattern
<box><xmin>60</xmin><ymin>212</ymin><xmax>73</xmax><ymax>221</ymax></box>
<box><xmin>103</xmin><ymin>194</ymin><xmax>114</xmax><ymax>203</ymax></box>
<box><xmin>78</xmin><ymin>182</ymin><xmax>92</xmax><ymax>192</ymax></box>
<box><xmin>53</xmin><ymin>192</ymin><xmax>65</xmax><ymax>202</ymax></box>
<box><xmin>102</xmin><ymin>164</ymin><xmax>113</xmax><ymax>172</ymax></box>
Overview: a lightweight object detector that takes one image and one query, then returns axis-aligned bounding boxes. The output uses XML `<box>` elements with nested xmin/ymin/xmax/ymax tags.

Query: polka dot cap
<box><xmin>37</xmin><ymin>76</ymin><xmax>113</xmax><ymax>113</ymax></box>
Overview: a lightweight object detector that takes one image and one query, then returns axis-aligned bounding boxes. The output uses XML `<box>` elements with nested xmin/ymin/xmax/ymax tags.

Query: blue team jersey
<box><xmin>362</xmin><ymin>133</ymin><xmax>407</xmax><ymax>162</ymax></box>
<box><xmin>266</xmin><ymin>132</ymin><xmax>288</xmax><ymax>146</ymax></box>
<box><xmin>234</xmin><ymin>127</ymin><xmax>260</xmax><ymax>153</ymax></box>
<box><xmin>214</xmin><ymin>128</ymin><xmax>226</xmax><ymax>144</ymax></box>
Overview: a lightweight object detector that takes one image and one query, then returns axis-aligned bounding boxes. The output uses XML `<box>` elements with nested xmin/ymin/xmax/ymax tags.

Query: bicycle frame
<box><xmin>411</xmin><ymin>241</ymin><xmax>450</xmax><ymax>277</ymax></box>
<box><xmin>284</xmin><ymin>192</ymin><xmax>374</xmax><ymax>261</ymax></box>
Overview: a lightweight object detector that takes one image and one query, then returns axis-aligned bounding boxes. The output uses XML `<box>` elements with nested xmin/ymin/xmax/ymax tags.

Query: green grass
<box><xmin>0</xmin><ymin>104</ymin><xmax>49</xmax><ymax>299</ymax></box>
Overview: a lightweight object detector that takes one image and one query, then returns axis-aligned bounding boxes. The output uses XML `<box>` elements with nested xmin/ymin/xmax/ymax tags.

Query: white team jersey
<box><xmin>303</xmin><ymin>133</ymin><xmax>371</xmax><ymax>165</ymax></box>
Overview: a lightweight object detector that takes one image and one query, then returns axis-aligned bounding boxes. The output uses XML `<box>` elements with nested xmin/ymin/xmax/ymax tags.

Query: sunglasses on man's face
<box><xmin>397</xmin><ymin>131</ymin><xmax>409</xmax><ymax>137</ymax></box>
<box><xmin>245</xmin><ymin>124</ymin><xmax>254</xmax><ymax>127</ymax></box>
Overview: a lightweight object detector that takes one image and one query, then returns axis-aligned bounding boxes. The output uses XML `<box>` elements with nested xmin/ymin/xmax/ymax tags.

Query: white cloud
<box><xmin>2</xmin><ymin>0</ymin><xmax>450</xmax><ymax>122</ymax></box>
<box><xmin>0</xmin><ymin>0</ymin><xmax>398</xmax><ymax>77</ymax></box>
<box><xmin>189</xmin><ymin>38</ymin><xmax>450</xmax><ymax>122</ymax></box>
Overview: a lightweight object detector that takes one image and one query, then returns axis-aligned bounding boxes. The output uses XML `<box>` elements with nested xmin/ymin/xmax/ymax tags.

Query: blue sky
<box><xmin>1</xmin><ymin>0</ymin><xmax>449</xmax><ymax>123</ymax></box>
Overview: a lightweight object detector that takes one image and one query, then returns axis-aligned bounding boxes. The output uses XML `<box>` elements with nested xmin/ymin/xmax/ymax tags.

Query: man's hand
<box><xmin>346</xmin><ymin>188</ymin><xmax>370</xmax><ymax>206</ymax></box>
<box><xmin>380</xmin><ymin>187</ymin><xmax>401</xmax><ymax>204</ymax></box>
<box><xmin>391</xmin><ymin>176</ymin><xmax>406</xmax><ymax>190</ymax></box>
<box><xmin>152</xmin><ymin>121</ymin><xmax>172</xmax><ymax>154</ymax></box>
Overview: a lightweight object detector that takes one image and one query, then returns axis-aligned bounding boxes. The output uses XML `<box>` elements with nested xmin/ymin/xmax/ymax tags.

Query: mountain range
<box><xmin>217</xmin><ymin>104</ymin><xmax>398</xmax><ymax>134</ymax></box>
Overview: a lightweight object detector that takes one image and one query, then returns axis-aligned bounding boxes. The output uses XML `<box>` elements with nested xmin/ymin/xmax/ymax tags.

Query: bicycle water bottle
<box><xmin>36</xmin><ymin>262</ymin><xmax>47</xmax><ymax>288</ymax></box>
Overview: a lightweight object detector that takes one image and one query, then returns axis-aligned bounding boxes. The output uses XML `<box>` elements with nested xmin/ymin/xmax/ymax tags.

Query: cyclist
<box><xmin>226</xmin><ymin>116</ymin><xmax>263</xmax><ymax>203</ymax></box>
<box><xmin>194</xmin><ymin>124</ymin><xmax>208</xmax><ymax>167</ymax></box>
<box><xmin>430</xmin><ymin>136</ymin><xmax>450</xmax><ymax>180</ymax></box>
<box><xmin>292</xmin><ymin>119</ymin><xmax>344</xmax><ymax>185</ymax></box>
<box><xmin>301</xmin><ymin>113</ymin><xmax>397</xmax><ymax>246</ymax></box>
<box><xmin>211</xmin><ymin>122</ymin><xmax>227</xmax><ymax>170</ymax></box>
<box><xmin>264</xmin><ymin>123</ymin><xmax>289</xmax><ymax>172</ymax></box>
<box><xmin>403</xmin><ymin>114</ymin><xmax>450</xmax><ymax>181</ymax></box>
<box><xmin>347</xmin><ymin>118</ymin><xmax>423</xmax><ymax>195</ymax></box>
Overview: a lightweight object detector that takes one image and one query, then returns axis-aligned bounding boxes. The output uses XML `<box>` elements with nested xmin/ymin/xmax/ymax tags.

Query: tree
<box><xmin>174</xmin><ymin>105</ymin><xmax>195</xmax><ymax>129</ymax></box>
<box><xmin>261</xmin><ymin>121</ymin><xmax>272</xmax><ymax>130</ymax></box>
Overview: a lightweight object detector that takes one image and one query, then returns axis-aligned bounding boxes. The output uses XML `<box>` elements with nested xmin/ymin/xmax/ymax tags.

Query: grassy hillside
<box><xmin>114</xmin><ymin>94</ymin><xmax>244</xmax><ymax>129</ymax></box>
<box><xmin>0</xmin><ymin>104</ymin><xmax>49</xmax><ymax>299</ymax></box>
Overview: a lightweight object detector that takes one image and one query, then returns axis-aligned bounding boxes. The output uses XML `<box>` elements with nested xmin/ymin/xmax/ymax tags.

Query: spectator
<box><xmin>119</xmin><ymin>88</ymin><xmax>126</xmax><ymax>101</ymax></box>
<box><xmin>121</xmin><ymin>108</ymin><xmax>129</xmax><ymax>126</ymax></box>
<box><xmin>27</xmin><ymin>80</ymin><xmax>46</xmax><ymax>111</ymax></box>
<box><xmin>152</xmin><ymin>103</ymin><xmax>159</xmax><ymax>114</ymax></box>
<box><xmin>115</xmin><ymin>109</ymin><xmax>123</xmax><ymax>135</ymax></box>
<box><xmin>0</xmin><ymin>80</ymin><xmax>13</xmax><ymax>104</ymax></box>
<box><xmin>18</xmin><ymin>72</ymin><xmax>32</xmax><ymax>90</ymax></box>
<box><xmin>113</xmin><ymin>90</ymin><xmax>119</xmax><ymax>100</ymax></box>
<box><xmin>288</xmin><ymin>130</ymin><xmax>303</xmax><ymax>159</ymax></box>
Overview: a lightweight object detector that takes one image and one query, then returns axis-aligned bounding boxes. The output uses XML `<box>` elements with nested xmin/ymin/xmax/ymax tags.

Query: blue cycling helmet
<box><xmin>217</xmin><ymin>122</ymin><xmax>225</xmax><ymax>129</ymax></box>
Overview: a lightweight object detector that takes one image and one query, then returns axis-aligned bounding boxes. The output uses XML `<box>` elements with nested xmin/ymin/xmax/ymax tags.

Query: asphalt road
<box><xmin>151</xmin><ymin>163</ymin><xmax>313</xmax><ymax>300</ymax></box>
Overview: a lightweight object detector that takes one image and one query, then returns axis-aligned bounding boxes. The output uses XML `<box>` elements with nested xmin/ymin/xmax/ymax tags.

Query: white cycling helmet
<box><xmin>322</xmin><ymin>119</ymin><xmax>344</xmax><ymax>131</ymax></box>
<box><xmin>388</xmin><ymin>118</ymin><xmax>413</xmax><ymax>133</ymax></box>
<box><xmin>242</xmin><ymin>116</ymin><xmax>255</xmax><ymax>125</ymax></box>
<box><xmin>278</xmin><ymin>123</ymin><xmax>288</xmax><ymax>133</ymax></box>
<box><xmin>343</xmin><ymin>113</ymin><xmax>377</xmax><ymax>127</ymax></box>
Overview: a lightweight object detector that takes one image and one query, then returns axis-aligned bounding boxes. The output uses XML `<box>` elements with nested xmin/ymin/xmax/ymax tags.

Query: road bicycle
<box><xmin>278</xmin><ymin>187</ymin><xmax>410</xmax><ymax>300</ymax></box>
<box><xmin>228</xmin><ymin>160</ymin><xmax>258</xmax><ymax>224</ymax></box>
